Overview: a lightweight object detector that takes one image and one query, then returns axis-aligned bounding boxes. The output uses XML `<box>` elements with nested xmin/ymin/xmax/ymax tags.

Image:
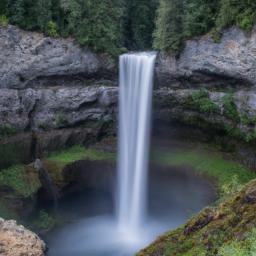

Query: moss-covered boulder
<box><xmin>138</xmin><ymin>179</ymin><xmax>256</xmax><ymax>256</ymax></box>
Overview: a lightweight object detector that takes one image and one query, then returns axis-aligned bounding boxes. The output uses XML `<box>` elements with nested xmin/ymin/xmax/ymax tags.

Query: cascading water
<box><xmin>46</xmin><ymin>52</ymin><xmax>215</xmax><ymax>256</ymax></box>
<box><xmin>118</xmin><ymin>52</ymin><xmax>157</xmax><ymax>236</ymax></box>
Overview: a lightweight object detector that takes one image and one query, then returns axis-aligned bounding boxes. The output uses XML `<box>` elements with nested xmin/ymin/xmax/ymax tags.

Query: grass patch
<box><xmin>47</xmin><ymin>145</ymin><xmax>115</xmax><ymax>168</ymax></box>
<box><xmin>153</xmin><ymin>149</ymin><xmax>255</xmax><ymax>197</ymax></box>
<box><xmin>0</xmin><ymin>165</ymin><xmax>41</xmax><ymax>197</ymax></box>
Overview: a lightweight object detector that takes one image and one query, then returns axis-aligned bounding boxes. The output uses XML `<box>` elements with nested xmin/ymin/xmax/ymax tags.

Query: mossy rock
<box><xmin>138</xmin><ymin>179</ymin><xmax>256</xmax><ymax>256</ymax></box>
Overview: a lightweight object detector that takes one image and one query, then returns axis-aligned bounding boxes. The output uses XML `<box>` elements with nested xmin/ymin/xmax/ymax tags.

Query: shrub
<box><xmin>35</xmin><ymin>210</ymin><xmax>55</xmax><ymax>230</ymax></box>
<box><xmin>46</xmin><ymin>21</ymin><xmax>58</xmax><ymax>37</ymax></box>
<box><xmin>0</xmin><ymin>15</ymin><xmax>8</xmax><ymax>27</ymax></box>
<box><xmin>190</xmin><ymin>89</ymin><xmax>219</xmax><ymax>113</ymax></box>
<box><xmin>222</xmin><ymin>94</ymin><xmax>240</xmax><ymax>122</ymax></box>
<box><xmin>54</xmin><ymin>112</ymin><xmax>68</xmax><ymax>128</ymax></box>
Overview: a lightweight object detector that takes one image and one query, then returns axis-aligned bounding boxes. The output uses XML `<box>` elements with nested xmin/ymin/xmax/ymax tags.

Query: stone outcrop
<box><xmin>0</xmin><ymin>218</ymin><xmax>46</xmax><ymax>256</ymax></box>
<box><xmin>155</xmin><ymin>26</ymin><xmax>256</xmax><ymax>89</ymax></box>
<box><xmin>0</xmin><ymin>86</ymin><xmax>117</xmax><ymax>132</ymax></box>
<box><xmin>1</xmin><ymin>25</ymin><xmax>256</xmax><ymax>168</ymax></box>
<box><xmin>0</xmin><ymin>25</ymin><xmax>115</xmax><ymax>89</ymax></box>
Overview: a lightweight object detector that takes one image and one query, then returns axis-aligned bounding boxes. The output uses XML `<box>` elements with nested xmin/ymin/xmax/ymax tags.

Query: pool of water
<box><xmin>45</xmin><ymin>163</ymin><xmax>215</xmax><ymax>256</ymax></box>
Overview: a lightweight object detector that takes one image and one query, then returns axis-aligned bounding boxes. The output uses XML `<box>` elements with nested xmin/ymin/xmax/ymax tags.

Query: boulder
<box><xmin>0</xmin><ymin>218</ymin><xmax>46</xmax><ymax>256</ymax></box>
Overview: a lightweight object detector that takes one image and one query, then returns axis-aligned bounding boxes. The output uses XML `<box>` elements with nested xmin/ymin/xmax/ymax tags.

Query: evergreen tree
<box><xmin>153</xmin><ymin>0</ymin><xmax>184</xmax><ymax>55</ymax></box>
<box><xmin>125</xmin><ymin>0</ymin><xmax>158</xmax><ymax>49</ymax></box>
<box><xmin>7</xmin><ymin>0</ymin><xmax>25</xmax><ymax>26</ymax></box>
<box><xmin>0</xmin><ymin>0</ymin><xmax>7</xmax><ymax>15</ymax></box>
<box><xmin>36</xmin><ymin>0</ymin><xmax>52</xmax><ymax>32</ymax></box>
<box><xmin>183</xmin><ymin>0</ymin><xmax>219</xmax><ymax>38</ymax></box>
<box><xmin>216</xmin><ymin>0</ymin><xmax>256</xmax><ymax>32</ymax></box>
<box><xmin>75</xmin><ymin>0</ymin><xmax>123</xmax><ymax>56</ymax></box>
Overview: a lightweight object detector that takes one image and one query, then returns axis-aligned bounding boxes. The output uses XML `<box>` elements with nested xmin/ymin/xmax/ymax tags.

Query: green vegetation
<box><xmin>33</xmin><ymin>210</ymin><xmax>56</xmax><ymax>231</ymax></box>
<box><xmin>0</xmin><ymin>15</ymin><xmax>8</xmax><ymax>26</ymax></box>
<box><xmin>53</xmin><ymin>112</ymin><xmax>68</xmax><ymax>128</ymax></box>
<box><xmin>0</xmin><ymin>165</ymin><xmax>40</xmax><ymax>197</ymax></box>
<box><xmin>153</xmin><ymin>0</ymin><xmax>184</xmax><ymax>55</ymax></box>
<box><xmin>154</xmin><ymin>0</ymin><xmax>256</xmax><ymax>54</ymax></box>
<box><xmin>3</xmin><ymin>0</ymin><xmax>255</xmax><ymax>55</ymax></box>
<box><xmin>188</xmin><ymin>89</ymin><xmax>219</xmax><ymax>114</ymax></box>
<box><xmin>47</xmin><ymin>145</ymin><xmax>115</xmax><ymax>167</ymax></box>
<box><xmin>153</xmin><ymin>148</ymin><xmax>255</xmax><ymax>196</ymax></box>
<box><xmin>138</xmin><ymin>179</ymin><xmax>256</xmax><ymax>256</ymax></box>
<box><xmin>222</xmin><ymin>93</ymin><xmax>240</xmax><ymax>122</ymax></box>
<box><xmin>0</xmin><ymin>124</ymin><xmax>16</xmax><ymax>138</ymax></box>
<box><xmin>123</xmin><ymin>0</ymin><xmax>158</xmax><ymax>49</ymax></box>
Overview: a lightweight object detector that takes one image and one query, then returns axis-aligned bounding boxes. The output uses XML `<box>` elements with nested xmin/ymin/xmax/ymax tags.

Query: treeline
<box><xmin>0</xmin><ymin>0</ymin><xmax>157</xmax><ymax>56</ymax></box>
<box><xmin>0</xmin><ymin>0</ymin><xmax>255</xmax><ymax>56</ymax></box>
<box><xmin>154</xmin><ymin>0</ymin><xmax>256</xmax><ymax>55</ymax></box>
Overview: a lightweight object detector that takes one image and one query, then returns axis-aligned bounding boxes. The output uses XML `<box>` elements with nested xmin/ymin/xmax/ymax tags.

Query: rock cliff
<box><xmin>1</xmin><ymin>25</ymin><xmax>256</xmax><ymax>166</ymax></box>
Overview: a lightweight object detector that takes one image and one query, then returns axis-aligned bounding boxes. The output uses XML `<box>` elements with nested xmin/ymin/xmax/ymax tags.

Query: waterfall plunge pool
<box><xmin>44</xmin><ymin>158</ymin><xmax>216</xmax><ymax>256</ymax></box>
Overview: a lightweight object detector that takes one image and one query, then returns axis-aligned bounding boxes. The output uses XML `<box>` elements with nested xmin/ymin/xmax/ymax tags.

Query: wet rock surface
<box><xmin>0</xmin><ymin>218</ymin><xmax>46</xmax><ymax>256</ymax></box>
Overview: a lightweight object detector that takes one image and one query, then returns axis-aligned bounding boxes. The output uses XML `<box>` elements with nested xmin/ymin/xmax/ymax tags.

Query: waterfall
<box><xmin>118</xmin><ymin>52</ymin><xmax>156</xmax><ymax>236</ymax></box>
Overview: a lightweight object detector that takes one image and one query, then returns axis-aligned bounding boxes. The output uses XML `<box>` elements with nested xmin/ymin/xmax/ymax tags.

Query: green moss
<box><xmin>0</xmin><ymin>165</ymin><xmax>41</xmax><ymax>197</ymax></box>
<box><xmin>222</xmin><ymin>94</ymin><xmax>240</xmax><ymax>122</ymax></box>
<box><xmin>188</xmin><ymin>89</ymin><xmax>219</xmax><ymax>114</ymax></box>
<box><xmin>33</xmin><ymin>210</ymin><xmax>56</xmax><ymax>231</ymax></box>
<box><xmin>139</xmin><ymin>179</ymin><xmax>256</xmax><ymax>256</ymax></box>
<box><xmin>53</xmin><ymin>112</ymin><xmax>68</xmax><ymax>128</ymax></box>
<box><xmin>0</xmin><ymin>124</ymin><xmax>16</xmax><ymax>139</ymax></box>
<box><xmin>153</xmin><ymin>148</ymin><xmax>255</xmax><ymax>196</ymax></box>
<box><xmin>47</xmin><ymin>145</ymin><xmax>115</xmax><ymax>168</ymax></box>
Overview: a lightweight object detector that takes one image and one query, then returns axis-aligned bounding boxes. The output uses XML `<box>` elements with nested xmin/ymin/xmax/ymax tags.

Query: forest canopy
<box><xmin>0</xmin><ymin>0</ymin><xmax>255</xmax><ymax>56</ymax></box>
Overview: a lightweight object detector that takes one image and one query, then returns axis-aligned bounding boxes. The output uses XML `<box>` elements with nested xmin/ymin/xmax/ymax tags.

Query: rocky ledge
<box><xmin>0</xmin><ymin>218</ymin><xmax>46</xmax><ymax>256</ymax></box>
<box><xmin>156</xmin><ymin>26</ymin><xmax>256</xmax><ymax>88</ymax></box>
<box><xmin>0</xmin><ymin>25</ymin><xmax>115</xmax><ymax>89</ymax></box>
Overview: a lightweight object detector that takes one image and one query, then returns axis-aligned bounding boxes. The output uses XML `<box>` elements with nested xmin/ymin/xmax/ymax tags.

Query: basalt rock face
<box><xmin>0</xmin><ymin>25</ymin><xmax>115</xmax><ymax>89</ymax></box>
<box><xmin>155</xmin><ymin>26</ymin><xmax>256</xmax><ymax>89</ymax></box>
<box><xmin>0</xmin><ymin>86</ymin><xmax>117</xmax><ymax>132</ymax></box>
<box><xmin>0</xmin><ymin>26</ymin><xmax>118</xmax><ymax>167</ymax></box>
<box><xmin>2</xmin><ymin>25</ymin><xmax>256</xmax><ymax>167</ymax></box>
<box><xmin>0</xmin><ymin>218</ymin><xmax>46</xmax><ymax>256</ymax></box>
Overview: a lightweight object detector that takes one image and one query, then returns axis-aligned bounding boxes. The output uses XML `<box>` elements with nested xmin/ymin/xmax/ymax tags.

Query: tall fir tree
<box><xmin>75</xmin><ymin>0</ymin><xmax>123</xmax><ymax>56</ymax></box>
<box><xmin>7</xmin><ymin>0</ymin><xmax>25</xmax><ymax>26</ymax></box>
<box><xmin>36</xmin><ymin>0</ymin><xmax>52</xmax><ymax>32</ymax></box>
<box><xmin>183</xmin><ymin>0</ymin><xmax>219</xmax><ymax>38</ymax></box>
<box><xmin>153</xmin><ymin>0</ymin><xmax>184</xmax><ymax>55</ymax></box>
<box><xmin>126</xmin><ymin>0</ymin><xmax>158</xmax><ymax>49</ymax></box>
<box><xmin>0</xmin><ymin>0</ymin><xmax>7</xmax><ymax>15</ymax></box>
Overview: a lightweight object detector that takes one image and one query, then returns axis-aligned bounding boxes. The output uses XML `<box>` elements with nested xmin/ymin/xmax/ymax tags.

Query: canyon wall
<box><xmin>1</xmin><ymin>25</ymin><xmax>256</xmax><ymax>165</ymax></box>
